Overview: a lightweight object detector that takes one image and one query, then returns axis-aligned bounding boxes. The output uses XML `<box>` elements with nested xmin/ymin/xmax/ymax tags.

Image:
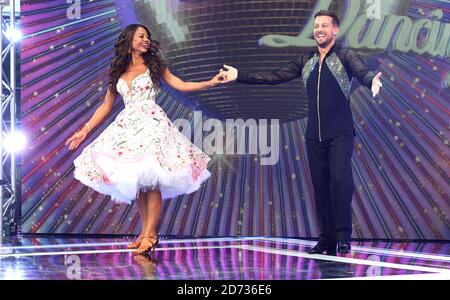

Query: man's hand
<box><xmin>371</xmin><ymin>72</ymin><xmax>382</xmax><ymax>97</ymax></box>
<box><xmin>219</xmin><ymin>64</ymin><xmax>238</xmax><ymax>83</ymax></box>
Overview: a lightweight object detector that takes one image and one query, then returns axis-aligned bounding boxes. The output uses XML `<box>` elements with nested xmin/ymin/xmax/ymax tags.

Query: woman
<box><xmin>65</xmin><ymin>24</ymin><xmax>222</xmax><ymax>255</ymax></box>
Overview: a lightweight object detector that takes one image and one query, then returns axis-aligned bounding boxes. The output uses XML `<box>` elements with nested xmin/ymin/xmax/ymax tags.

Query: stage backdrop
<box><xmin>19</xmin><ymin>0</ymin><xmax>449</xmax><ymax>239</ymax></box>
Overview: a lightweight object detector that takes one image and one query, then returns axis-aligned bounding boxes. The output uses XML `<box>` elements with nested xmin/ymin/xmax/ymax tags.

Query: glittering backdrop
<box><xmin>19</xmin><ymin>0</ymin><xmax>449</xmax><ymax>239</ymax></box>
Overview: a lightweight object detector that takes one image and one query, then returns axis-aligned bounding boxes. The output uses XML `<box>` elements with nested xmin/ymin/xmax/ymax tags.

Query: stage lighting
<box><xmin>3</xmin><ymin>131</ymin><xmax>27</xmax><ymax>153</ymax></box>
<box><xmin>5</xmin><ymin>26</ymin><xmax>22</xmax><ymax>42</ymax></box>
<box><xmin>4</xmin><ymin>267</ymin><xmax>24</xmax><ymax>280</ymax></box>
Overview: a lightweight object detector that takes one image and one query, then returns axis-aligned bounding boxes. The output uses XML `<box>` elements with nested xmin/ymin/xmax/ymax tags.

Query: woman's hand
<box><xmin>65</xmin><ymin>129</ymin><xmax>88</xmax><ymax>150</ymax></box>
<box><xmin>208</xmin><ymin>71</ymin><xmax>227</xmax><ymax>87</ymax></box>
<box><xmin>162</xmin><ymin>68</ymin><xmax>228</xmax><ymax>92</ymax></box>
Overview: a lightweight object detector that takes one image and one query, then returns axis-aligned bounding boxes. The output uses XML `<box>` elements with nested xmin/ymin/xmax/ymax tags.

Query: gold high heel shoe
<box><xmin>134</xmin><ymin>236</ymin><xmax>159</xmax><ymax>256</ymax></box>
<box><xmin>127</xmin><ymin>235</ymin><xmax>144</xmax><ymax>249</ymax></box>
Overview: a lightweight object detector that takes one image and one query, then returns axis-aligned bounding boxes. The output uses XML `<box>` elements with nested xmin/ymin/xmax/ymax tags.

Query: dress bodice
<box><xmin>116</xmin><ymin>68</ymin><xmax>158</xmax><ymax>107</ymax></box>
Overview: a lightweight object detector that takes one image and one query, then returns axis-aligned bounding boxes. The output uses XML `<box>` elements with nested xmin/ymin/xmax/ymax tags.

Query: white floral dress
<box><xmin>73</xmin><ymin>68</ymin><xmax>211</xmax><ymax>203</ymax></box>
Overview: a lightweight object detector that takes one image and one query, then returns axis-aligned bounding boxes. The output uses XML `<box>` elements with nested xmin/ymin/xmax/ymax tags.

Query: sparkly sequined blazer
<box><xmin>237</xmin><ymin>44</ymin><xmax>376</xmax><ymax>141</ymax></box>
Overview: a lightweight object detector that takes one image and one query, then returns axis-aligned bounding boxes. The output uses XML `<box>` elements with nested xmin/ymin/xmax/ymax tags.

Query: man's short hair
<box><xmin>314</xmin><ymin>10</ymin><xmax>340</xmax><ymax>27</ymax></box>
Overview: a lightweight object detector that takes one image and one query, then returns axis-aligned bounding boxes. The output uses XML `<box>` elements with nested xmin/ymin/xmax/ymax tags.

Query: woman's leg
<box><xmin>143</xmin><ymin>190</ymin><xmax>162</xmax><ymax>237</ymax></box>
<box><xmin>127</xmin><ymin>190</ymin><xmax>148</xmax><ymax>248</ymax></box>
<box><xmin>137</xmin><ymin>190</ymin><xmax>149</xmax><ymax>237</ymax></box>
<box><xmin>136</xmin><ymin>189</ymin><xmax>162</xmax><ymax>253</ymax></box>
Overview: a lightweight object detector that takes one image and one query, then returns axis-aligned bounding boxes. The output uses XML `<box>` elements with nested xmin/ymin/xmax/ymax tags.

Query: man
<box><xmin>220</xmin><ymin>10</ymin><xmax>382</xmax><ymax>255</ymax></box>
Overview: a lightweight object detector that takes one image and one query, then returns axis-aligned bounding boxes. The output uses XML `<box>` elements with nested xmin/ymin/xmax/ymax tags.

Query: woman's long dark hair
<box><xmin>109</xmin><ymin>24</ymin><xmax>167</xmax><ymax>96</ymax></box>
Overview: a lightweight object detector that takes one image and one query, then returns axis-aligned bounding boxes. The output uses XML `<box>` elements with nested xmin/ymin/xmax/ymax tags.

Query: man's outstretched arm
<box><xmin>221</xmin><ymin>56</ymin><xmax>305</xmax><ymax>85</ymax></box>
<box><xmin>345</xmin><ymin>49</ymin><xmax>382</xmax><ymax>97</ymax></box>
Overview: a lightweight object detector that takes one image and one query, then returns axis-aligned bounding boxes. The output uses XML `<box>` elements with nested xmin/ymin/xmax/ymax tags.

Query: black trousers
<box><xmin>306</xmin><ymin>135</ymin><xmax>355</xmax><ymax>243</ymax></box>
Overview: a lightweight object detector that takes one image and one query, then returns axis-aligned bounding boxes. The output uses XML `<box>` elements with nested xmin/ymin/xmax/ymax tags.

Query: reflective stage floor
<box><xmin>0</xmin><ymin>236</ymin><xmax>448</xmax><ymax>280</ymax></box>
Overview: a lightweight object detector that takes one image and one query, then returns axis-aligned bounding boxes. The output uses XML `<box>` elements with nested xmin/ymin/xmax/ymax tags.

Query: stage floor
<box><xmin>0</xmin><ymin>236</ymin><xmax>448</xmax><ymax>280</ymax></box>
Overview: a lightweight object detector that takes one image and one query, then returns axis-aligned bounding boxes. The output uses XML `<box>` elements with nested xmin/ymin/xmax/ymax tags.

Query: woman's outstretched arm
<box><xmin>162</xmin><ymin>68</ymin><xmax>224</xmax><ymax>92</ymax></box>
<box><xmin>65</xmin><ymin>88</ymin><xmax>117</xmax><ymax>150</ymax></box>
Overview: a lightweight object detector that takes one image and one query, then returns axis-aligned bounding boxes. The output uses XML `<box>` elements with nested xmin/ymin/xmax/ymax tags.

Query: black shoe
<box><xmin>337</xmin><ymin>241</ymin><xmax>351</xmax><ymax>253</ymax></box>
<box><xmin>307</xmin><ymin>242</ymin><xmax>337</xmax><ymax>255</ymax></box>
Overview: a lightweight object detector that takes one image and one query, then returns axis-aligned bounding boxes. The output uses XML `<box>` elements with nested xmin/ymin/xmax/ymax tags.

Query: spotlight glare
<box><xmin>4</xmin><ymin>131</ymin><xmax>27</xmax><ymax>153</ymax></box>
<box><xmin>5</xmin><ymin>27</ymin><xmax>22</xmax><ymax>42</ymax></box>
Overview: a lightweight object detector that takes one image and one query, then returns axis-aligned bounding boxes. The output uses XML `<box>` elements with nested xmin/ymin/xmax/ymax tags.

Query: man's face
<box><xmin>313</xmin><ymin>16</ymin><xmax>339</xmax><ymax>48</ymax></box>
